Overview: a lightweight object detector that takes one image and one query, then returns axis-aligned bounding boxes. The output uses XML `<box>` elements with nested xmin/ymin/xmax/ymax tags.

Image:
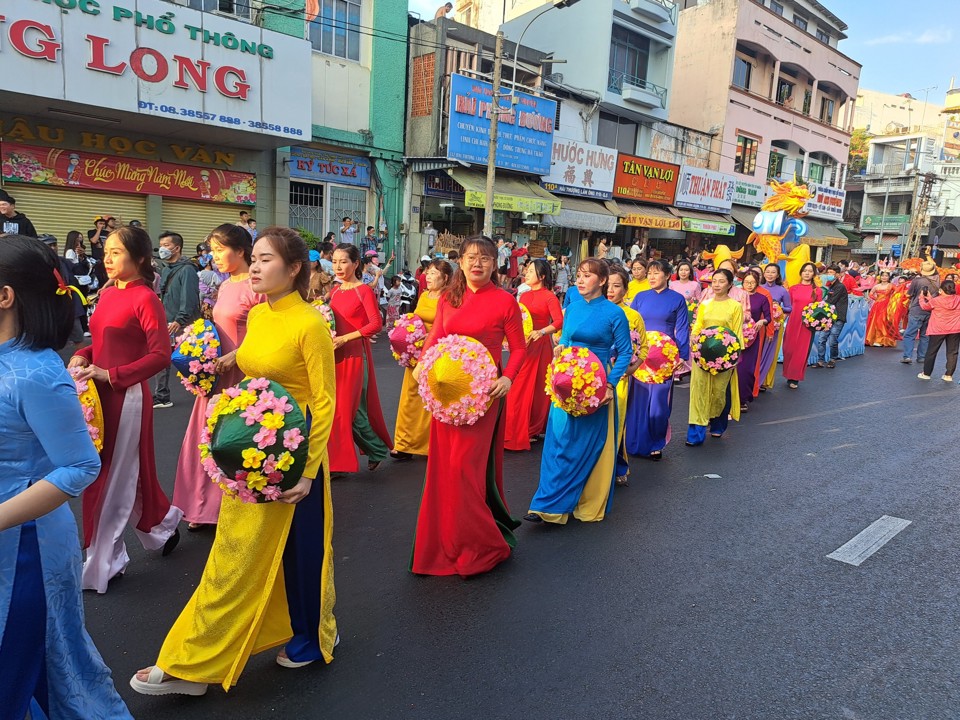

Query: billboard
<box><xmin>674</xmin><ymin>165</ymin><xmax>735</xmax><ymax>213</ymax></box>
<box><xmin>0</xmin><ymin>0</ymin><xmax>312</xmax><ymax>139</ymax></box>
<box><xmin>446</xmin><ymin>73</ymin><xmax>557</xmax><ymax>175</ymax></box>
<box><xmin>612</xmin><ymin>154</ymin><xmax>679</xmax><ymax>205</ymax></box>
<box><xmin>541</xmin><ymin>139</ymin><xmax>616</xmax><ymax>199</ymax></box>
<box><xmin>289</xmin><ymin>147</ymin><xmax>371</xmax><ymax>188</ymax></box>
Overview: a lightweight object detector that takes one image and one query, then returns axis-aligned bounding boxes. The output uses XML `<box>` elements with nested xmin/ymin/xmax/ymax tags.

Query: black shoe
<box><xmin>162</xmin><ymin>528</ymin><xmax>180</xmax><ymax>557</ymax></box>
<box><xmin>390</xmin><ymin>450</ymin><xmax>413</xmax><ymax>461</ymax></box>
<box><xmin>153</xmin><ymin>400</ymin><xmax>173</xmax><ymax>409</ymax></box>
<box><xmin>522</xmin><ymin>512</ymin><xmax>543</xmax><ymax>523</ymax></box>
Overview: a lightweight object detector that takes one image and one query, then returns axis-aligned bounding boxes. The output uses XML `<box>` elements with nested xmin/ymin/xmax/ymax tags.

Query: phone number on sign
<box><xmin>137</xmin><ymin>101</ymin><xmax>304</xmax><ymax>136</ymax></box>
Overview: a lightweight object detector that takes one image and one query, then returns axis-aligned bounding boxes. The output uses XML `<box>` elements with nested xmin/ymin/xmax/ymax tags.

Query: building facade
<box><xmin>670</xmin><ymin>0</ymin><xmax>861</xmax><ymax>253</ymax></box>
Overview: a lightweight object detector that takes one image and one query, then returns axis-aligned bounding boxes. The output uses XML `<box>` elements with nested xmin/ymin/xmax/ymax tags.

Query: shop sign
<box><xmin>803</xmin><ymin>184</ymin><xmax>846</xmax><ymax>220</ymax></box>
<box><xmin>681</xmin><ymin>217</ymin><xmax>735</xmax><ymax>236</ymax></box>
<box><xmin>732</xmin><ymin>179</ymin><xmax>767</xmax><ymax>208</ymax></box>
<box><xmin>1</xmin><ymin>142</ymin><xmax>256</xmax><ymax>204</ymax></box>
<box><xmin>620</xmin><ymin>212</ymin><xmax>681</xmax><ymax>230</ymax></box>
<box><xmin>541</xmin><ymin>139</ymin><xmax>616</xmax><ymax>199</ymax></box>
<box><xmin>674</xmin><ymin>166</ymin><xmax>734</xmax><ymax>213</ymax></box>
<box><xmin>0</xmin><ymin>115</ymin><xmax>240</xmax><ymax>168</ymax></box>
<box><xmin>862</xmin><ymin>214</ymin><xmax>910</xmax><ymax>231</ymax></box>
<box><xmin>0</xmin><ymin>0</ymin><xmax>311</xmax><ymax>140</ymax></box>
<box><xmin>446</xmin><ymin>73</ymin><xmax>556</xmax><ymax>175</ymax></box>
<box><xmin>463</xmin><ymin>190</ymin><xmax>560</xmax><ymax>215</ymax></box>
<box><xmin>612</xmin><ymin>154</ymin><xmax>679</xmax><ymax>205</ymax></box>
<box><xmin>422</xmin><ymin>171</ymin><xmax>465</xmax><ymax>199</ymax></box>
<box><xmin>289</xmin><ymin>147</ymin><xmax>370</xmax><ymax>188</ymax></box>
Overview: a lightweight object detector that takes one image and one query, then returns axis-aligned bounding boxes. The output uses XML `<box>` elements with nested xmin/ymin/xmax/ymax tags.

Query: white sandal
<box><xmin>129</xmin><ymin>666</ymin><xmax>208</xmax><ymax>696</ymax></box>
<box><xmin>276</xmin><ymin>634</ymin><xmax>340</xmax><ymax>669</ymax></box>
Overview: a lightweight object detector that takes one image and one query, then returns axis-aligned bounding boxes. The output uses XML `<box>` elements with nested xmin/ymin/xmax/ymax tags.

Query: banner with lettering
<box><xmin>1</xmin><ymin>142</ymin><xmax>256</xmax><ymax>204</ymax></box>
<box><xmin>541</xmin><ymin>139</ymin><xmax>616</xmax><ymax>199</ymax></box>
<box><xmin>612</xmin><ymin>154</ymin><xmax>679</xmax><ymax>206</ymax></box>
<box><xmin>674</xmin><ymin>165</ymin><xmax>734</xmax><ymax>213</ymax></box>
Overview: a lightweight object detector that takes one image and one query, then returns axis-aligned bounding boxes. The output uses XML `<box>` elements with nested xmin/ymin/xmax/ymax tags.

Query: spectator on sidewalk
<box><xmin>0</xmin><ymin>189</ymin><xmax>37</xmax><ymax>238</ymax></box>
<box><xmin>152</xmin><ymin>231</ymin><xmax>200</xmax><ymax>409</ymax></box>
<box><xmin>917</xmin><ymin>280</ymin><xmax>960</xmax><ymax>382</ymax></box>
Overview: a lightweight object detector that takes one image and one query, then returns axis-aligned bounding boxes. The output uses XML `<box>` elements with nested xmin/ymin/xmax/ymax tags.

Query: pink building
<box><xmin>670</xmin><ymin>0</ymin><xmax>861</xmax><ymax>193</ymax></box>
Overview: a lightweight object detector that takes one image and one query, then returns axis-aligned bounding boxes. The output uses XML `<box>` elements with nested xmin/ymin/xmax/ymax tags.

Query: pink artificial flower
<box><xmin>240</xmin><ymin>406</ymin><xmax>265</xmax><ymax>426</ymax></box>
<box><xmin>253</xmin><ymin>426</ymin><xmax>276</xmax><ymax>450</ymax></box>
<box><xmin>247</xmin><ymin>377</ymin><xmax>270</xmax><ymax>391</ymax></box>
<box><xmin>283</xmin><ymin>427</ymin><xmax>304</xmax><ymax>451</ymax></box>
<box><xmin>261</xmin><ymin>485</ymin><xmax>282</xmax><ymax>501</ymax></box>
<box><xmin>224</xmin><ymin>386</ymin><xmax>242</xmax><ymax>398</ymax></box>
<box><xmin>263</xmin><ymin>454</ymin><xmax>277</xmax><ymax>475</ymax></box>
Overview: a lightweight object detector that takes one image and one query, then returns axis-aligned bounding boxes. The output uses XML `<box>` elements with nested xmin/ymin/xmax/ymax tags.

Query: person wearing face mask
<box><xmin>152</xmin><ymin>231</ymin><xmax>200</xmax><ymax>409</ymax></box>
<box><xmin>813</xmin><ymin>265</ymin><xmax>848</xmax><ymax>369</ymax></box>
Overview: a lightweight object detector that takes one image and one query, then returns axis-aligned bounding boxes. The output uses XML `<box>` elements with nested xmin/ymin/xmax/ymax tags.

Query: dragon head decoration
<box><xmin>762</xmin><ymin>179</ymin><xmax>813</xmax><ymax>217</ymax></box>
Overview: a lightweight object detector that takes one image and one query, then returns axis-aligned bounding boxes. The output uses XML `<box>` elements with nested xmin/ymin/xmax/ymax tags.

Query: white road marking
<box><xmin>827</xmin><ymin>516</ymin><xmax>911</xmax><ymax>567</ymax></box>
<box><xmin>703</xmin><ymin>474</ymin><xmax>722</xmax><ymax>479</ymax></box>
<box><xmin>758</xmin><ymin>401</ymin><xmax>883</xmax><ymax>425</ymax></box>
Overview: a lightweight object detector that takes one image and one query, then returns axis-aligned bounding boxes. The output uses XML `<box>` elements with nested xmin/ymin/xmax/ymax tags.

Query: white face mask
<box><xmin>158</xmin><ymin>246</ymin><xmax>173</xmax><ymax>260</ymax></box>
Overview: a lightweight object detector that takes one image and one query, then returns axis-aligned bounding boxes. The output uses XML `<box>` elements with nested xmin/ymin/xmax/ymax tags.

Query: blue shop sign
<box><xmin>446</xmin><ymin>73</ymin><xmax>556</xmax><ymax>176</ymax></box>
<box><xmin>289</xmin><ymin>147</ymin><xmax>371</xmax><ymax>188</ymax></box>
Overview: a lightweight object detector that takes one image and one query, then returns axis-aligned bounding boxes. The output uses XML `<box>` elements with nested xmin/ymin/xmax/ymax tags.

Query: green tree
<box><xmin>848</xmin><ymin>128</ymin><xmax>870</xmax><ymax>176</ymax></box>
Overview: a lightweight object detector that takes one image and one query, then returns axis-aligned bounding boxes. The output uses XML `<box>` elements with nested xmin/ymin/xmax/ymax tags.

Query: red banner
<box><xmin>1</xmin><ymin>142</ymin><xmax>256</xmax><ymax>205</ymax></box>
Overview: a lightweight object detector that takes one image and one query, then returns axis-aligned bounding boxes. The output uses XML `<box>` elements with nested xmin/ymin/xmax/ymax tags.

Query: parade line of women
<box><xmin>0</xmin><ymin>229</ymin><xmax>831</xmax><ymax>713</ymax></box>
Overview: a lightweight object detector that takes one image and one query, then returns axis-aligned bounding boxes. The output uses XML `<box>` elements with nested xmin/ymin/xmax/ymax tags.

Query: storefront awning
<box><xmin>802</xmin><ymin>217</ymin><xmax>849</xmax><ymax>246</ymax></box>
<box><xmin>669</xmin><ymin>207</ymin><xmax>736</xmax><ymax>236</ymax></box>
<box><xmin>446</xmin><ymin>169</ymin><xmax>562</xmax><ymax>215</ymax></box>
<box><xmin>541</xmin><ymin>196</ymin><xmax>620</xmax><ymax>233</ymax></box>
<box><xmin>729</xmin><ymin>206</ymin><xmax>761</xmax><ymax>232</ymax></box>
<box><xmin>617</xmin><ymin>203</ymin><xmax>681</xmax><ymax>230</ymax></box>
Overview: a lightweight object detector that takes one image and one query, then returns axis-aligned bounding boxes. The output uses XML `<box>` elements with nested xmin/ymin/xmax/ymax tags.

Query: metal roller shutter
<box><xmin>4</xmin><ymin>185</ymin><xmax>146</xmax><ymax>246</ymax></box>
<box><xmin>161</xmin><ymin>200</ymin><xmax>249</xmax><ymax>247</ymax></box>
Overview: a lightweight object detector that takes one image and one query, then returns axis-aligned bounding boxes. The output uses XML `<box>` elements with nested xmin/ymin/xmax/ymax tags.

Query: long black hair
<box><xmin>446</xmin><ymin>236</ymin><xmax>499</xmax><ymax>308</ymax></box>
<box><xmin>763</xmin><ymin>263</ymin><xmax>783</xmax><ymax>285</ymax></box>
<box><xmin>529</xmin><ymin>258</ymin><xmax>552</xmax><ymax>288</ymax></box>
<box><xmin>0</xmin><ymin>235</ymin><xmax>74</xmax><ymax>350</ymax></box>
<box><xmin>111</xmin><ymin>226</ymin><xmax>156</xmax><ymax>285</ymax></box>
<box><xmin>208</xmin><ymin>223</ymin><xmax>253</xmax><ymax>265</ymax></box>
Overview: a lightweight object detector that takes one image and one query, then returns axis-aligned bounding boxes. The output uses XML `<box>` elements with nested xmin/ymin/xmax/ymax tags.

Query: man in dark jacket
<box><xmin>152</xmin><ymin>230</ymin><xmax>200</xmax><ymax>408</ymax></box>
<box><xmin>815</xmin><ymin>264</ymin><xmax>848</xmax><ymax>368</ymax></box>
<box><xmin>0</xmin><ymin>189</ymin><xmax>38</xmax><ymax>237</ymax></box>
<box><xmin>901</xmin><ymin>260</ymin><xmax>941</xmax><ymax>363</ymax></box>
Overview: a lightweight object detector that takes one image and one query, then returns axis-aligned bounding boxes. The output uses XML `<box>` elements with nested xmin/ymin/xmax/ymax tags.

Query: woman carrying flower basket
<box><xmin>173</xmin><ymin>224</ymin><xmax>262</xmax><ymax>531</ymax></box>
<box><xmin>782</xmin><ymin>262</ymin><xmax>823</xmax><ymax>390</ymax></box>
<box><xmin>131</xmin><ymin>227</ymin><xmax>337</xmax><ymax>695</ymax></box>
<box><xmin>504</xmin><ymin>259</ymin><xmax>564</xmax><ymax>452</ymax></box>
<box><xmin>391</xmin><ymin>259</ymin><xmax>454</xmax><ymax>460</ymax></box>
<box><xmin>410</xmin><ymin>236</ymin><xmax>526</xmax><ymax>576</ymax></box>
<box><xmin>606</xmin><ymin>265</ymin><xmax>647</xmax><ymax>485</ymax></box>
<box><xmin>68</xmin><ymin>226</ymin><xmax>182</xmax><ymax>594</ymax></box>
<box><xmin>628</xmin><ymin>259</ymin><xmax>690</xmax><ymax>460</ymax></box>
<box><xmin>526</xmin><ymin>258</ymin><xmax>633</xmax><ymax>524</ymax></box>
<box><xmin>329</xmin><ymin>243</ymin><xmax>393</xmax><ymax>472</ymax></box>
<box><xmin>685</xmin><ymin>268</ymin><xmax>744</xmax><ymax>446</ymax></box>
<box><xmin>759</xmin><ymin>263</ymin><xmax>792</xmax><ymax>390</ymax></box>
<box><xmin>0</xmin><ymin>236</ymin><xmax>132</xmax><ymax>719</ymax></box>
<box><xmin>737</xmin><ymin>270</ymin><xmax>771</xmax><ymax>411</ymax></box>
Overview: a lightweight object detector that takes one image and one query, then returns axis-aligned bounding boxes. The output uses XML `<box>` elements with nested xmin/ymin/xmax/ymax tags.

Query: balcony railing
<box><xmin>729</xmin><ymin>84</ymin><xmax>850</xmax><ymax>134</ymax></box>
<box><xmin>607</xmin><ymin>69</ymin><xmax>667</xmax><ymax>109</ymax></box>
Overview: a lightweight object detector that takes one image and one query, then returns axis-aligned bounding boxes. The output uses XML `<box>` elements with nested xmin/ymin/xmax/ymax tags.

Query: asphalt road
<box><xmin>77</xmin><ymin>341</ymin><xmax>960</xmax><ymax>720</ymax></box>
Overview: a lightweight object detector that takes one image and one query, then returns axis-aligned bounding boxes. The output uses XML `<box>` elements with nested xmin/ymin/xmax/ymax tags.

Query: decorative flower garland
<box><xmin>389</xmin><ymin>313</ymin><xmax>428</xmax><ymax>368</ymax></box>
<box><xmin>741</xmin><ymin>316</ymin><xmax>758</xmax><ymax>348</ymax></box>
<box><xmin>172</xmin><ymin>319</ymin><xmax>221</xmax><ymax>397</ymax></box>
<box><xmin>68</xmin><ymin>367</ymin><xmax>104</xmax><ymax>453</ymax></box>
<box><xmin>802</xmin><ymin>300</ymin><xmax>837</xmax><ymax>331</ymax></box>
<box><xmin>418</xmin><ymin>334</ymin><xmax>498</xmax><ymax>426</ymax></box>
<box><xmin>311</xmin><ymin>299</ymin><xmax>337</xmax><ymax>336</ymax></box>
<box><xmin>545</xmin><ymin>345</ymin><xmax>608</xmax><ymax>416</ymax></box>
<box><xmin>198</xmin><ymin>377</ymin><xmax>310</xmax><ymax>503</ymax></box>
<box><xmin>771</xmin><ymin>301</ymin><xmax>785</xmax><ymax>328</ymax></box>
<box><xmin>634</xmin><ymin>331</ymin><xmax>680</xmax><ymax>384</ymax></box>
<box><xmin>630</xmin><ymin>329</ymin><xmax>649</xmax><ymax>366</ymax></box>
<box><xmin>691</xmin><ymin>325</ymin><xmax>742</xmax><ymax>375</ymax></box>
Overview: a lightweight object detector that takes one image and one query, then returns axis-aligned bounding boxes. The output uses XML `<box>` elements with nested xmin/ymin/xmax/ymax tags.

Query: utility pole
<box><xmin>483</xmin><ymin>30</ymin><xmax>504</xmax><ymax>238</ymax></box>
<box><xmin>904</xmin><ymin>172</ymin><xmax>937</xmax><ymax>259</ymax></box>
<box><xmin>875</xmin><ymin>183</ymin><xmax>890</xmax><ymax>267</ymax></box>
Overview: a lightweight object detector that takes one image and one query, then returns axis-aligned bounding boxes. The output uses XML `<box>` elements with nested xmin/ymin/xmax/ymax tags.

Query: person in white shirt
<box><xmin>340</xmin><ymin>217</ymin><xmax>357</xmax><ymax>245</ymax></box>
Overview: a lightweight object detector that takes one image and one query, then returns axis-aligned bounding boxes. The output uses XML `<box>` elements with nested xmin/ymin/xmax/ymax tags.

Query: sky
<box><xmin>407</xmin><ymin>0</ymin><xmax>956</xmax><ymax>101</ymax></box>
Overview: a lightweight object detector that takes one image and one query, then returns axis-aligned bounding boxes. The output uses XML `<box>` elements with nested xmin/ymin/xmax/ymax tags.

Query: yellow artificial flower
<box><xmin>261</xmin><ymin>412</ymin><xmax>285</xmax><ymax>430</ymax></box>
<box><xmin>582</xmin><ymin>372</ymin><xmax>595</xmax><ymax>384</ymax></box>
<box><xmin>242</xmin><ymin>447</ymin><xmax>266</xmax><ymax>469</ymax></box>
<box><xmin>583</xmin><ymin>386</ymin><xmax>596</xmax><ymax>397</ymax></box>
<box><xmin>571</xmin><ymin>377</ymin><xmax>584</xmax><ymax>390</ymax></box>
<box><xmin>276</xmin><ymin>451</ymin><xmax>295</xmax><ymax>472</ymax></box>
<box><xmin>406</xmin><ymin>324</ymin><xmax>416</xmax><ymax>332</ymax></box>
<box><xmin>577</xmin><ymin>348</ymin><xmax>590</xmax><ymax>359</ymax></box>
<box><xmin>246</xmin><ymin>471</ymin><xmax>268</xmax><ymax>491</ymax></box>
<box><xmin>192</xmin><ymin>319</ymin><xmax>206</xmax><ymax>333</ymax></box>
